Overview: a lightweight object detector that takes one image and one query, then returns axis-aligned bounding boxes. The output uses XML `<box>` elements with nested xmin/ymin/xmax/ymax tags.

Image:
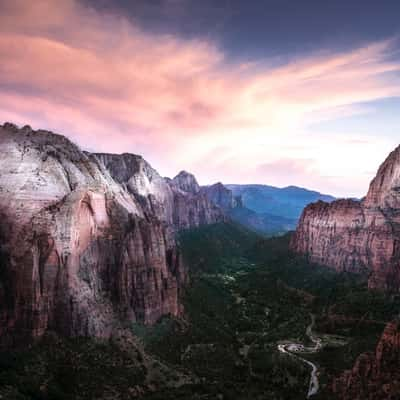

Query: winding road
<box><xmin>277</xmin><ymin>314</ymin><xmax>321</xmax><ymax>398</ymax></box>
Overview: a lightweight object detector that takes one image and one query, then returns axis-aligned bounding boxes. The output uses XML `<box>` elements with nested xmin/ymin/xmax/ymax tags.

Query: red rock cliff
<box><xmin>0</xmin><ymin>123</ymin><xmax>222</xmax><ymax>344</ymax></box>
<box><xmin>291</xmin><ymin>145</ymin><xmax>400</xmax><ymax>291</ymax></box>
<box><xmin>332</xmin><ymin>320</ymin><xmax>400</xmax><ymax>400</ymax></box>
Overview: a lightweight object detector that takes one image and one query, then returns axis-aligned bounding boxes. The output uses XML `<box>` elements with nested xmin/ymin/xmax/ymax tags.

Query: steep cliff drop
<box><xmin>0</xmin><ymin>122</ymin><xmax>223</xmax><ymax>345</ymax></box>
<box><xmin>332</xmin><ymin>320</ymin><xmax>400</xmax><ymax>400</ymax></box>
<box><xmin>200</xmin><ymin>182</ymin><xmax>240</xmax><ymax>211</ymax></box>
<box><xmin>291</xmin><ymin>144</ymin><xmax>400</xmax><ymax>291</ymax></box>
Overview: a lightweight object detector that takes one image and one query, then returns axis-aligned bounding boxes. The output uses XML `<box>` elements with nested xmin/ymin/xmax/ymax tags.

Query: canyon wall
<box><xmin>0</xmin><ymin>123</ymin><xmax>223</xmax><ymax>344</ymax></box>
<box><xmin>200</xmin><ymin>182</ymin><xmax>240</xmax><ymax>211</ymax></box>
<box><xmin>332</xmin><ymin>320</ymin><xmax>400</xmax><ymax>400</ymax></box>
<box><xmin>94</xmin><ymin>158</ymin><xmax>224</xmax><ymax>230</ymax></box>
<box><xmin>291</xmin><ymin>145</ymin><xmax>400</xmax><ymax>291</ymax></box>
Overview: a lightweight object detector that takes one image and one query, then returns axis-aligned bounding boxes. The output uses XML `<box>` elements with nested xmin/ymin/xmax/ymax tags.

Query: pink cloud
<box><xmin>0</xmin><ymin>0</ymin><xmax>399</xmax><ymax>196</ymax></box>
<box><xmin>257</xmin><ymin>159</ymin><xmax>317</xmax><ymax>182</ymax></box>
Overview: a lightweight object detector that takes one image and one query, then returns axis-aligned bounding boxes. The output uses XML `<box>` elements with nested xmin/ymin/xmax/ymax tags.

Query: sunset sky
<box><xmin>1</xmin><ymin>0</ymin><xmax>400</xmax><ymax>197</ymax></box>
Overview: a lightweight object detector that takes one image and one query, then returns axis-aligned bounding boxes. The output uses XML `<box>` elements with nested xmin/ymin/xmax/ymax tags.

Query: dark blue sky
<box><xmin>87</xmin><ymin>0</ymin><xmax>400</xmax><ymax>61</ymax></box>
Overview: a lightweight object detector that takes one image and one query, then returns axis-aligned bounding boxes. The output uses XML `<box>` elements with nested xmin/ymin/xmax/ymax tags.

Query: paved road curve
<box><xmin>277</xmin><ymin>314</ymin><xmax>321</xmax><ymax>398</ymax></box>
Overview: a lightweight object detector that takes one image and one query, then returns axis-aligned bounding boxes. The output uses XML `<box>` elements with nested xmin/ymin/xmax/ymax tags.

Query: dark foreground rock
<box><xmin>332</xmin><ymin>320</ymin><xmax>400</xmax><ymax>400</ymax></box>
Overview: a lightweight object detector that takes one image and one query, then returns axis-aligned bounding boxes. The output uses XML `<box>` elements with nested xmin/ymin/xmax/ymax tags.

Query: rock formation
<box><xmin>291</xmin><ymin>145</ymin><xmax>400</xmax><ymax>291</ymax></box>
<box><xmin>170</xmin><ymin>172</ymin><xmax>225</xmax><ymax>229</ymax></box>
<box><xmin>0</xmin><ymin>122</ymin><xmax>223</xmax><ymax>344</ymax></box>
<box><xmin>200</xmin><ymin>182</ymin><xmax>240</xmax><ymax>211</ymax></box>
<box><xmin>201</xmin><ymin>182</ymin><xmax>298</xmax><ymax>235</ymax></box>
<box><xmin>172</xmin><ymin>170</ymin><xmax>200</xmax><ymax>194</ymax></box>
<box><xmin>92</xmin><ymin>160</ymin><xmax>224</xmax><ymax>230</ymax></box>
<box><xmin>332</xmin><ymin>320</ymin><xmax>400</xmax><ymax>400</ymax></box>
<box><xmin>227</xmin><ymin>184</ymin><xmax>335</xmax><ymax>220</ymax></box>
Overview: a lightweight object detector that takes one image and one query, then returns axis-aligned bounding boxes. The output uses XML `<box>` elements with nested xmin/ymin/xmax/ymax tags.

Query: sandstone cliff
<box><xmin>200</xmin><ymin>182</ymin><xmax>240</xmax><ymax>211</ymax></box>
<box><xmin>172</xmin><ymin>170</ymin><xmax>200</xmax><ymax>194</ymax></box>
<box><xmin>291</xmin><ymin>145</ymin><xmax>400</xmax><ymax>290</ymax></box>
<box><xmin>0</xmin><ymin>122</ymin><xmax>222</xmax><ymax>344</ymax></box>
<box><xmin>332</xmin><ymin>320</ymin><xmax>400</xmax><ymax>400</ymax></box>
<box><xmin>167</xmin><ymin>171</ymin><xmax>226</xmax><ymax>229</ymax></box>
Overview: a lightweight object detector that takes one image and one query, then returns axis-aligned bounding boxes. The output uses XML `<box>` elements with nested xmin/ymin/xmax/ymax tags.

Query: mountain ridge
<box><xmin>292</xmin><ymin>143</ymin><xmax>400</xmax><ymax>291</ymax></box>
<box><xmin>226</xmin><ymin>183</ymin><xmax>335</xmax><ymax>219</ymax></box>
<box><xmin>0</xmin><ymin>122</ymin><xmax>224</xmax><ymax>344</ymax></box>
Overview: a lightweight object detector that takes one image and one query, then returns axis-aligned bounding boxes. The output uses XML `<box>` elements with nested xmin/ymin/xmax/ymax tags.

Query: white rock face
<box><xmin>95</xmin><ymin>152</ymin><xmax>175</xmax><ymax>224</ymax></box>
<box><xmin>0</xmin><ymin>122</ymin><xmax>224</xmax><ymax>344</ymax></box>
<box><xmin>172</xmin><ymin>171</ymin><xmax>200</xmax><ymax>194</ymax></box>
<box><xmin>95</xmin><ymin>154</ymin><xmax>225</xmax><ymax>230</ymax></box>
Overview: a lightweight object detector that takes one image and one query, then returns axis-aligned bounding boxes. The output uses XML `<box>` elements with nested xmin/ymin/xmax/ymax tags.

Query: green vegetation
<box><xmin>2</xmin><ymin>222</ymin><xmax>400</xmax><ymax>400</ymax></box>
<box><xmin>0</xmin><ymin>334</ymin><xmax>147</xmax><ymax>400</ymax></box>
<box><xmin>177</xmin><ymin>221</ymin><xmax>260</xmax><ymax>274</ymax></box>
<box><xmin>140</xmin><ymin>223</ymin><xmax>400</xmax><ymax>399</ymax></box>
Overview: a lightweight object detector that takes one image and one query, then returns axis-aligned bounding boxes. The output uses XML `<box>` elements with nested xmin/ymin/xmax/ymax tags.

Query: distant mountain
<box><xmin>200</xmin><ymin>182</ymin><xmax>241</xmax><ymax>211</ymax></box>
<box><xmin>201</xmin><ymin>183</ymin><xmax>300</xmax><ymax>236</ymax></box>
<box><xmin>226</xmin><ymin>184</ymin><xmax>335</xmax><ymax>221</ymax></box>
<box><xmin>229</xmin><ymin>206</ymin><xmax>297</xmax><ymax>236</ymax></box>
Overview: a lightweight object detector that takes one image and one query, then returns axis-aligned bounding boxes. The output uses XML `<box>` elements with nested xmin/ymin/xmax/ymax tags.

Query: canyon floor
<box><xmin>1</xmin><ymin>222</ymin><xmax>399</xmax><ymax>400</ymax></box>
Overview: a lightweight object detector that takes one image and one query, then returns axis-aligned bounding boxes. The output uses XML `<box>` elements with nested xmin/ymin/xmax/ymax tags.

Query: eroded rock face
<box><xmin>332</xmin><ymin>320</ymin><xmax>400</xmax><ymax>400</ymax></box>
<box><xmin>291</xmin><ymin>145</ymin><xmax>400</xmax><ymax>290</ymax></box>
<box><xmin>200</xmin><ymin>182</ymin><xmax>239</xmax><ymax>211</ymax></box>
<box><xmin>172</xmin><ymin>171</ymin><xmax>200</xmax><ymax>194</ymax></box>
<box><xmin>0</xmin><ymin>123</ymin><xmax>220</xmax><ymax>344</ymax></box>
<box><xmin>169</xmin><ymin>172</ymin><xmax>226</xmax><ymax>229</ymax></box>
<box><xmin>95</xmin><ymin>152</ymin><xmax>175</xmax><ymax>224</ymax></box>
<box><xmin>94</xmin><ymin>159</ymin><xmax>224</xmax><ymax>230</ymax></box>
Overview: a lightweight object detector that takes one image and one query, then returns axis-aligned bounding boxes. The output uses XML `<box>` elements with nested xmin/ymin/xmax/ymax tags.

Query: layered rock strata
<box><xmin>291</xmin><ymin>145</ymin><xmax>400</xmax><ymax>290</ymax></box>
<box><xmin>200</xmin><ymin>182</ymin><xmax>241</xmax><ymax>211</ymax></box>
<box><xmin>332</xmin><ymin>320</ymin><xmax>400</xmax><ymax>400</ymax></box>
<box><xmin>0</xmin><ymin>123</ymin><xmax>222</xmax><ymax>344</ymax></box>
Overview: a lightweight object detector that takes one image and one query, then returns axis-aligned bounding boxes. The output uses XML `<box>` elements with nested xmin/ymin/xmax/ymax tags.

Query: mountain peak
<box><xmin>173</xmin><ymin>170</ymin><xmax>200</xmax><ymax>194</ymax></box>
<box><xmin>364</xmin><ymin>144</ymin><xmax>400</xmax><ymax>208</ymax></box>
<box><xmin>200</xmin><ymin>182</ymin><xmax>238</xmax><ymax>211</ymax></box>
<box><xmin>292</xmin><ymin>143</ymin><xmax>400</xmax><ymax>291</ymax></box>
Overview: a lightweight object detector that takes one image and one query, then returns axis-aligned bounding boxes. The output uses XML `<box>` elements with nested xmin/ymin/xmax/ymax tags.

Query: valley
<box><xmin>131</xmin><ymin>223</ymin><xmax>399</xmax><ymax>399</ymax></box>
<box><xmin>0</xmin><ymin>125</ymin><xmax>399</xmax><ymax>400</ymax></box>
<box><xmin>1</xmin><ymin>222</ymin><xmax>399</xmax><ymax>399</ymax></box>
<box><xmin>2</xmin><ymin>1</ymin><xmax>400</xmax><ymax>399</ymax></box>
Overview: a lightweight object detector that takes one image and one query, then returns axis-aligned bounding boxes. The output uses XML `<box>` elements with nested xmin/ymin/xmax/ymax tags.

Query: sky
<box><xmin>1</xmin><ymin>0</ymin><xmax>400</xmax><ymax>197</ymax></box>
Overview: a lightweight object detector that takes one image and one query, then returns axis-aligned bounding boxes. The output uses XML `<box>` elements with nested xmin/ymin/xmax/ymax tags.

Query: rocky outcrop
<box><xmin>93</xmin><ymin>159</ymin><xmax>224</xmax><ymax>230</ymax></box>
<box><xmin>200</xmin><ymin>182</ymin><xmax>240</xmax><ymax>211</ymax></box>
<box><xmin>172</xmin><ymin>171</ymin><xmax>200</xmax><ymax>194</ymax></box>
<box><xmin>169</xmin><ymin>172</ymin><xmax>226</xmax><ymax>229</ymax></box>
<box><xmin>95</xmin><ymin>152</ymin><xmax>175</xmax><ymax>225</ymax></box>
<box><xmin>0</xmin><ymin>122</ymin><xmax>221</xmax><ymax>344</ymax></box>
<box><xmin>332</xmin><ymin>320</ymin><xmax>400</xmax><ymax>399</ymax></box>
<box><xmin>291</xmin><ymin>145</ymin><xmax>400</xmax><ymax>291</ymax></box>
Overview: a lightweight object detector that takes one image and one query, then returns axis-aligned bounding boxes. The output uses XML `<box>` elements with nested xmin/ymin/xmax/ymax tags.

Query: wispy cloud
<box><xmin>0</xmin><ymin>0</ymin><xmax>399</xmax><ymax>196</ymax></box>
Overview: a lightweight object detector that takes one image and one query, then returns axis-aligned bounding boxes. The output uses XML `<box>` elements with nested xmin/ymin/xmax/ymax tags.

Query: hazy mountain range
<box><xmin>227</xmin><ymin>184</ymin><xmax>335</xmax><ymax>219</ymax></box>
<box><xmin>222</xmin><ymin>184</ymin><xmax>335</xmax><ymax>235</ymax></box>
